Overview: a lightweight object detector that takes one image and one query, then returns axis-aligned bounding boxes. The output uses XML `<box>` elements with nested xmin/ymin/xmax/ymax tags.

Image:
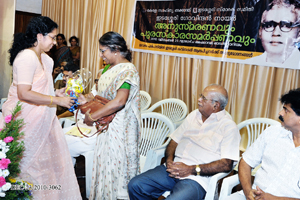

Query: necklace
<box><xmin>31</xmin><ymin>48</ymin><xmax>43</xmax><ymax>68</ymax></box>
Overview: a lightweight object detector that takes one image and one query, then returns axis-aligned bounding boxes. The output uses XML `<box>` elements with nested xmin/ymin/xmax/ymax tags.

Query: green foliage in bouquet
<box><xmin>0</xmin><ymin>101</ymin><xmax>32</xmax><ymax>199</ymax></box>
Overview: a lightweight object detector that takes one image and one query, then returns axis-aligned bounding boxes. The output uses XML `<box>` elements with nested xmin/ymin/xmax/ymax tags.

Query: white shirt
<box><xmin>243</xmin><ymin>125</ymin><xmax>300</xmax><ymax>198</ymax></box>
<box><xmin>170</xmin><ymin>109</ymin><xmax>240</xmax><ymax>191</ymax></box>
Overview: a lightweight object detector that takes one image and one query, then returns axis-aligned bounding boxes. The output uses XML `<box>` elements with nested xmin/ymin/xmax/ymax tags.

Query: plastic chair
<box><xmin>140</xmin><ymin>90</ymin><xmax>152</xmax><ymax>112</ymax></box>
<box><xmin>237</xmin><ymin>118</ymin><xmax>281</xmax><ymax>152</ymax></box>
<box><xmin>140</xmin><ymin>112</ymin><xmax>175</xmax><ymax>172</ymax></box>
<box><xmin>144</xmin><ymin>137</ymin><xmax>235</xmax><ymax>200</ymax></box>
<box><xmin>219</xmin><ymin>118</ymin><xmax>280</xmax><ymax>200</ymax></box>
<box><xmin>235</xmin><ymin>118</ymin><xmax>281</xmax><ymax>173</ymax></box>
<box><xmin>146</xmin><ymin>98</ymin><xmax>188</xmax><ymax>128</ymax></box>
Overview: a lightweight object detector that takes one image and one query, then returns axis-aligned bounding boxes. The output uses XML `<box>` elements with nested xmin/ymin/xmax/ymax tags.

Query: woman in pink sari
<box><xmin>0</xmin><ymin>16</ymin><xmax>82</xmax><ymax>199</ymax></box>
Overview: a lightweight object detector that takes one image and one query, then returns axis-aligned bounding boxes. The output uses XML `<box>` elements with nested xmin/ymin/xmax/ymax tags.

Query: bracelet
<box><xmin>88</xmin><ymin>113</ymin><xmax>97</xmax><ymax>121</ymax></box>
<box><xmin>49</xmin><ymin>95</ymin><xmax>53</xmax><ymax>106</ymax></box>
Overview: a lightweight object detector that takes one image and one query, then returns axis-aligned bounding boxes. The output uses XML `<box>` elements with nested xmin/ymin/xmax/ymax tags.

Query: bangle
<box><xmin>88</xmin><ymin>113</ymin><xmax>97</xmax><ymax>121</ymax></box>
<box><xmin>49</xmin><ymin>95</ymin><xmax>53</xmax><ymax>106</ymax></box>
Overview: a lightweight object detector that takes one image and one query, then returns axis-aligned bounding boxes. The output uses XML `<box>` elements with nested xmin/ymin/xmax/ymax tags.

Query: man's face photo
<box><xmin>260</xmin><ymin>5</ymin><xmax>300</xmax><ymax>57</ymax></box>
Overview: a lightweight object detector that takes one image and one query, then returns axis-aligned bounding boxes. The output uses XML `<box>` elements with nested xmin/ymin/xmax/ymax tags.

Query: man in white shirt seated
<box><xmin>225</xmin><ymin>88</ymin><xmax>300</xmax><ymax>200</ymax></box>
<box><xmin>128</xmin><ymin>84</ymin><xmax>241</xmax><ymax>199</ymax></box>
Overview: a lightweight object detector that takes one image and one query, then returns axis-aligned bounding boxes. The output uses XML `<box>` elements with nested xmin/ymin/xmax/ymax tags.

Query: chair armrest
<box><xmin>219</xmin><ymin>174</ymin><xmax>240</xmax><ymax>200</ymax></box>
<box><xmin>204</xmin><ymin>171</ymin><xmax>231</xmax><ymax>200</ymax></box>
<box><xmin>142</xmin><ymin>138</ymin><xmax>171</xmax><ymax>173</ymax></box>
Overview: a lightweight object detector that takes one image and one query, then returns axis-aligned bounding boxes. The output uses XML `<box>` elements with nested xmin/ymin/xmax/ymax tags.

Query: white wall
<box><xmin>0</xmin><ymin>0</ymin><xmax>15</xmax><ymax>98</ymax></box>
<box><xmin>16</xmin><ymin>0</ymin><xmax>42</xmax><ymax>14</ymax></box>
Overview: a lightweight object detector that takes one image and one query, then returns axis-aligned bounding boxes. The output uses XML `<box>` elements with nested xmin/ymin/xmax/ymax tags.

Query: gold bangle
<box><xmin>49</xmin><ymin>95</ymin><xmax>53</xmax><ymax>106</ymax></box>
<box><xmin>88</xmin><ymin>113</ymin><xmax>97</xmax><ymax>121</ymax></box>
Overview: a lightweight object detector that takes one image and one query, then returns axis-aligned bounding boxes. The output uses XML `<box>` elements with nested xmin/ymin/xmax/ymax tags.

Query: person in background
<box><xmin>69</xmin><ymin>36</ymin><xmax>80</xmax><ymax>66</ymax></box>
<box><xmin>0</xmin><ymin>16</ymin><xmax>81</xmax><ymax>199</ymax></box>
<box><xmin>224</xmin><ymin>88</ymin><xmax>300</xmax><ymax>200</ymax></box>
<box><xmin>79</xmin><ymin>31</ymin><xmax>140</xmax><ymax>199</ymax></box>
<box><xmin>55</xmin><ymin>62</ymin><xmax>79</xmax><ymax>118</ymax></box>
<box><xmin>53</xmin><ymin>57</ymin><xmax>73</xmax><ymax>83</ymax></box>
<box><xmin>54</xmin><ymin>33</ymin><xmax>72</xmax><ymax>68</ymax></box>
<box><xmin>128</xmin><ymin>84</ymin><xmax>240</xmax><ymax>200</ymax></box>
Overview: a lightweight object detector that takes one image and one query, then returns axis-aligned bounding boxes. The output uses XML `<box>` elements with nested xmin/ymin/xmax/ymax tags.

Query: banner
<box><xmin>131</xmin><ymin>0</ymin><xmax>300</xmax><ymax>69</ymax></box>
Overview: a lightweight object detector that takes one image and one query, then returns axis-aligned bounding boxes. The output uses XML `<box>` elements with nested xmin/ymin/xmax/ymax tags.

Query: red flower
<box><xmin>0</xmin><ymin>159</ymin><xmax>11</xmax><ymax>169</ymax></box>
<box><xmin>3</xmin><ymin>136</ymin><xmax>13</xmax><ymax>143</ymax></box>
<box><xmin>4</xmin><ymin>115</ymin><xmax>12</xmax><ymax>123</ymax></box>
<box><xmin>0</xmin><ymin>177</ymin><xmax>6</xmax><ymax>187</ymax></box>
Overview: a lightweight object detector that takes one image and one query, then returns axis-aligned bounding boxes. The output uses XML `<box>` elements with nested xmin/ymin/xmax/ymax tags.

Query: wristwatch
<box><xmin>195</xmin><ymin>165</ymin><xmax>201</xmax><ymax>176</ymax></box>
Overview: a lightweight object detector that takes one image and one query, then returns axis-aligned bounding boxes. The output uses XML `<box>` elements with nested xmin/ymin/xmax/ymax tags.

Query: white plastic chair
<box><xmin>144</xmin><ymin>137</ymin><xmax>234</xmax><ymax>200</ymax></box>
<box><xmin>140</xmin><ymin>90</ymin><xmax>152</xmax><ymax>112</ymax></box>
<box><xmin>140</xmin><ymin>112</ymin><xmax>175</xmax><ymax>172</ymax></box>
<box><xmin>146</xmin><ymin>98</ymin><xmax>188</xmax><ymax>128</ymax></box>
<box><xmin>237</xmin><ymin>118</ymin><xmax>280</xmax><ymax>152</ymax></box>
<box><xmin>219</xmin><ymin>118</ymin><xmax>280</xmax><ymax>200</ymax></box>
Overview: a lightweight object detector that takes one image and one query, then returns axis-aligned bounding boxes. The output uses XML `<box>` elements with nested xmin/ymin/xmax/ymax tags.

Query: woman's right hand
<box><xmin>56</xmin><ymin>96</ymin><xmax>76</xmax><ymax>108</ymax></box>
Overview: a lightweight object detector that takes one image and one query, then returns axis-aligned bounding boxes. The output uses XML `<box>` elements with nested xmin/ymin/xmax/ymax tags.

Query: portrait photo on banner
<box><xmin>131</xmin><ymin>0</ymin><xmax>300</xmax><ymax>69</ymax></box>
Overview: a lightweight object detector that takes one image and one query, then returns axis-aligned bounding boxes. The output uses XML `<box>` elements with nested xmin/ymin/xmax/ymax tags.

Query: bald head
<box><xmin>205</xmin><ymin>84</ymin><xmax>228</xmax><ymax>110</ymax></box>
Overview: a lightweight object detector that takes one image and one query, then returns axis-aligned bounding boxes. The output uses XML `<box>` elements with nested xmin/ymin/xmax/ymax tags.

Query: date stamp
<box><xmin>33</xmin><ymin>185</ymin><xmax>62</xmax><ymax>190</ymax></box>
<box><xmin>11</xmin><ymin>184</ymin><xmax>61</xmax><ymax>191</ymax></box>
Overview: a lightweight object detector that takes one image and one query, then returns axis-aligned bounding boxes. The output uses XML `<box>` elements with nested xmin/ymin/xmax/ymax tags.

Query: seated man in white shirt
<box><xmin>128</xmin><ymin>84</ymin><xmax>241</xmax><ymax>199</ymax></box>
<box><xmin>225</xmin><ymin>88</ymin><xmax>300</xmax><ymax>200</ymax></box>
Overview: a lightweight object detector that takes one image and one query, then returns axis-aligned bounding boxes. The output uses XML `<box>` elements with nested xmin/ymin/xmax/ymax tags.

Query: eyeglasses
<box><xmin>46</xmin><ymin>34</ymin><xmax>56</xmax><ymax>41</ymax></box>
<box><xmin>199</xmin><ymin>94</ymin><xmax>218</xmax><ymax>103</ymax></box>
<box><xmin>99</xmin><ymin>48</ymin><xmax>108</xmax><ymax>54</ymax></box>
<box><xmin>261</xmin><ymin>20</ymin><xmax>300</xmax><ymax>32</ymax></box>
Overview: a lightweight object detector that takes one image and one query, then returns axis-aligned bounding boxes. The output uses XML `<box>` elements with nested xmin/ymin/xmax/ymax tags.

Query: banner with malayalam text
<box><xmin>131</xmin><ymin>0</ymin><xmax>300</xmax><ymax>69</ymax></box>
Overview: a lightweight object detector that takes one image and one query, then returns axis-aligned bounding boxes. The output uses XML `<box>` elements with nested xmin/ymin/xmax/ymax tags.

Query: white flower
<box><xmin>2</xmin><ymin>170</ymin><xmax>9</xmax><ymax>178</ymax></box>
<box><xmin>0</xmin><ymin>192</ymin><xmax>5</xmax><ymax>197</ymax></box>
<box><xmin>3</xmin><ymin>146</ymin><xmax>9</xmax><ymax>153</ymax></box>
<box><xmin>0</xmin><ymin>141</ymin><xmax>6</xmax><ymax>147</ymax></box>
<box><xmin>2</xmin><ymin>182</ymin><xmax>11</xmax><ymax>191</ymax></box>
<box><xmin>0</xmin><ymin>152</ymin><xmax>6</xmax><ymax>159</ymax></box>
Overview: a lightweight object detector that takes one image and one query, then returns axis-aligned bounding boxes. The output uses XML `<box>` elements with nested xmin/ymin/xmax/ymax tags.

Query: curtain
<box><xmin>42</xmin><ymin>0</ymin><xmax>300</xmax><ymax>126</ymax></box>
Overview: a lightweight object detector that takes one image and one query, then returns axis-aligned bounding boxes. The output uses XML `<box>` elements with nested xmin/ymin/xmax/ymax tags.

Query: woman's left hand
<box><xmin>56</xmin><ymin>87</ymin><xmax>66</xmax><ymax>97</ymax></box>
<box><xmin>84</xmin><ymin>109</ymin><xmax>95</xmax><ymax>126</ymax></box>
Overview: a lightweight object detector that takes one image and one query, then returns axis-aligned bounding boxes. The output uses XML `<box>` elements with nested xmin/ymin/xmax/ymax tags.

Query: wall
<box><xmin>16</xmin><ymin>0</ymin><xmax>42</xmax><ymax>14</ymax></box>
<box><xmin>0</xmin><ymin>0</ymin><xmax>15</xmax><ymax>98</ymax></box>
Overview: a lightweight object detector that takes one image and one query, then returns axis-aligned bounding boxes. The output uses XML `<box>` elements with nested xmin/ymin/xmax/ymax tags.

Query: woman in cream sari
<box><xmin>80</xmin><ymin>32</ymin><xmax>140</xmax><ymax>200</ymax></box>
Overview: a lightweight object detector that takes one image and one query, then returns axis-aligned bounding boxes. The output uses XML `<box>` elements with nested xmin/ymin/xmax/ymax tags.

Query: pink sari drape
<box><xmin>0</xmin><ymin>50</ymin><xmax>81</xmax><ymax>199</ymax></box>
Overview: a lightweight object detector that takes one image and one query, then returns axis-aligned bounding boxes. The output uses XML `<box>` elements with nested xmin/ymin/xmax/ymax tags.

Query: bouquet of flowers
<box><xmin>0</xmin><ymin>102</ymin><xmax>32</xmax><ymax>199</ymax></box>
<box><xmin>65</xmin><ymin>68</ymin><xmax>92</xmax><ymax>112</ymax></box>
